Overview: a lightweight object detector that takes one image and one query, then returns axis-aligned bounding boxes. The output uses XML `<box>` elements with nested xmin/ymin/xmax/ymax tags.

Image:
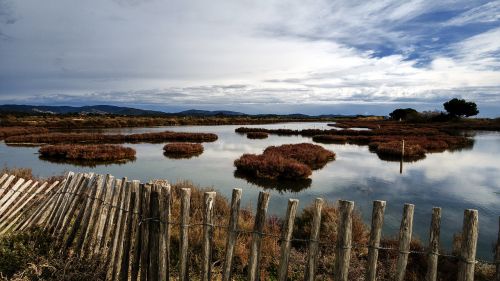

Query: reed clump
<box><xmin>5</xmin><ymin>131</ymin><xmax>218</xmax><ymax>145</ymax></box>
<box><xmin>38</xmin><ymin>144</ymin><xmax>136</xmax><ymax>161</ymax></box>
<box><xmin>163</xmin><ymin>143</ymin><xmax>204</xmax><ymax>158</ymax></box>
<box><xmin>246</xmin><ymin>132</ymin><xmax>269</xmax><ymax>139</ymax></box>
<box><xmin>312</xmin><ymin>134</ymin><xmax>348</xmax><ymax>144</ymax></box>
<box><xmin>234</xmin><ymin>143</ymin><xmax>335</xmax><ymax>180</ymax></box>
<box><xmin>0</xmin><ymin>127</ymin><xmax>48</xmax><ymax>140</ymax></box>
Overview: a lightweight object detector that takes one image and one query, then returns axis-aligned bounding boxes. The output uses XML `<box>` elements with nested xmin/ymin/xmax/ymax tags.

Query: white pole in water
<box><xmin>402</xmin><ymin>139</ymin><xmax>405</xmax><ymax>158</ymax></box>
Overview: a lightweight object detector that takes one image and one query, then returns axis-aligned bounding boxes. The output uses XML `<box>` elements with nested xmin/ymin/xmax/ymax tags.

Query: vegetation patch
<box><xmin>0</xmin><ymin>127</ymin><xmax>48</xmax><ymax>140</ymax></box>
<box><xmin>39</xmin><ymin>144</ymin><xmax>136</xmax><ymax>161</ymax></box>
<box><xmin>5</xmin><ymin>131</ymin><xmax>218</xmax><ymax>145</ymax></box>
<box><xmin>246</xmin><ymin>132</ymin><xmax>269</xmax><ymax>139</ymax></box>
<box><xmin>312</xmin><ymin>134</ymin><xmax>348</xmax><ymax>144</ymax></box>
<box><xmin>163</xmin><ymin>143</ymin><xmax>204</xmax><ymax>159</ymax></box>
<box><xmin>234</xmin><ymin>143</ymin><xmax>335</xmax><ymax>180</ymax></box>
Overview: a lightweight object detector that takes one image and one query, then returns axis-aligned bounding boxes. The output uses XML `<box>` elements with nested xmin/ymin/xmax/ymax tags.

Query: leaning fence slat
<box><xmin>139</xmin><ymin>184</ymin><xmax>152</xmax><ymax>281</ymax></box>
<box><xmin>159</xmin><ymin>183</ymin><xmax>171</xmax><ymax>281</ymax></box>
<box><xmin>148</xmin><ymin>188</ymin><xmax>161</xmax><ymax>281</ymax></box>
<box><xmin>304</xmin><ymin>198</ymin><xmax>323</xmax><ymax>281</ymax></box>
<box><xmin>105</xmin><ymin>178</ymin><xmax>125</xmax><ymax>279</ymax></box>
<box><xmin>335</xmin><ymin>200</ymin><xmax>354</xmax><ymax>281</ymax></box>
<box><xmin>0</xmin><ymin>180</ymin><xmax>32</xmax><ymax>217</ymax></box>
<box><xmin>0</xmin><ymin>174</ymin><xmax>8</xmax><ymax>188</ymax></box>
<box><xmin>52</xmin><ymin>173</ymin><xmax>85</xmax><ymax>234</ymax></box>
<box><xmin>102</xmin><ymin>178</ymin><xmax>122</xmax><ymax>259</ymax></box>
<box><xmin>457</xmin><ymin>209</ymin><xmax>479</xmax><ymax>281</ymax></box>
<box><xmin>130</xmin><ymin>183</ymin><xmax>144</xmax><ymax>281</ymax></box>
<box><xmin>94</xmin><ymin>175</ymin><xmax>115</xmax><ymax>254</ymax></box>
<box><xmin>0</xmin><ymin>175</ymin><xmax>16</xmax><ymax>199</ymax></box>
<box><xmin>278</xmin><ymin>199</ymin><xmax>299</xmax><ymax>281</ymax></box>
<box><xmin>395</xmin><ymin>203</ymin><xmax>415</xmax><ymax>281</ymax></box>
<box><xmin>247</xmin><ymin>191</ymin><xmax>270</xmax><ymax>281</ymax></box>
<box><xmin>58</xmin><ymin>174</ymin><xmax>91</xmax><ymax>240</ymax></box>
<box><xmin>112</xmin><ymin>180</ymin><xmax>132</xmax><ymax>280</ymax></box>
<box><xmin>222</xmin><ymin>188</ymin><xmax>242</xmax><ymax>281</ymax></box>
<box><xmin>83</xmin><ymin>174</ymin><xmax>107</xmax><ymax>257</ymax></box>
<box><xmin>496</xmin><ymin>216</ymin><xmax>500</xmax><ymax>281</ymax></box>
<box><xmin>366</xmin><ymin>200</ymin><xmax>386</xmax><ymax>281</ymax></box>
<box><xmin>425</xmin><ymin>207</ymin><xmax>441</xmax><ymax>281</ymax></box>
<box><xmin>201</xmin><ymin>192</ymin><xmax>216</xmax><ymax>281</ymax></box>
<box><xmin>0</xmin><ymin>182</ymin><xmax>44</xmax><ymax>234</ymax></box>
<box><xmin>75</xmin><ymin>176</ymin><xmax>101</xmax><ymax>255</ymax></box>
<box><xmin>179</xmin><ymin>188</ymin><xmax>192</xmax><ymax>281</ymax></box>
<box><xmin>44</xmin><ymin>173</ymin><xmax>75</xmax><ymax>229</ymax></box>
<box><xmin>0</xmin><ymin>178</ymin><xmax>26</xmax><ymax>212</ymax></box>
<box><xmin>20</xmin><ymin>180</ymin><xmax>65</xmax><ymax>230</ymax></box>
<box><xmin>118</xmin><ymin>190</ymin><xmax>136</xmax><ymax>281</ymax></box>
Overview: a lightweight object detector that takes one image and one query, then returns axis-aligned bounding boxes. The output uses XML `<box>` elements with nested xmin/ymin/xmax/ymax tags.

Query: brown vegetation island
<box><xmin>0</xmin><ymin>127</ymin><xmax>48</xmax><ymax>140</ymax></box>
<box><xmin>237</xmin><ymin>119</ymin><xmax>480</xmax><ymax>161</ymax></box>
<box><xmin>234</xmin><ymin>143</ymin><xmax>335</xmax><ymax>180</ymax></box>
<box><xmin>0</xmin><ymin>168</ymin><xmax>495</xmax><ymax>280</ymax></box>
<box><xmin>5</xmin><ymin>131</ymin><xmax>218</xmax><ymax>146</ymax></box>
<box><xmin>38</xmin><ymin>144</ymin><xmax>136</xmax><ymax>165</ymax></box>
<box><xmin>246</xmin><ymin>131</ymin><xmax>269</xmax><ymax>139</ymax></box>
<box><xmin>163</xmin><ymin>143</ymin><xmax>204</xmax><ymax>159</ymax></box>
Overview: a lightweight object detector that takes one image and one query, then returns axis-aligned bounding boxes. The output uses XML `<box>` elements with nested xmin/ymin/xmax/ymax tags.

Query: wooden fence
<box><xmin>0</xmin><ymin>171</ymin><xmax>499</xmax><ymax>281</ymax></box>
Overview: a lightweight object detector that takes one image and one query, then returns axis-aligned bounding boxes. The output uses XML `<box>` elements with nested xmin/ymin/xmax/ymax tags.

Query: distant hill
<box><xmin>0</xmin><ymin>104</ymin><xmax>166</xmax><ymax>116</ymax></box>
<box><xmin>176</xmin><ymin>109</ymin><xmax>247</xmax><ymax>116</ymax></box>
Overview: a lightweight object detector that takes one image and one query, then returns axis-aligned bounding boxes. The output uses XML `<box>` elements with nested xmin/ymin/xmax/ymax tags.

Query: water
<box><xmin>1</xmin><ymin>122</ymin><xmax>499</xmax><ymax>259</ymax></box>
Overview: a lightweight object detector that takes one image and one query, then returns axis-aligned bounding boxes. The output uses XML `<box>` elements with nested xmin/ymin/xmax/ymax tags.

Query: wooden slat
<box><xmin>395</xmin><ymin>203</ymin><xmax>415</xmax><ymax>281</ymax></box>
<box><xmin>496</xmin><ymin>216</ymin><xmax>500</xmax><ymax>281</ymax></box>
<box><xmin>94</xmin><ymin>175</ymin><xmax>115</xmax><ymax>254</ymax></box>
<box><xmin>139</xmin><ymin>184</ymin><xmax>152</xmax><ymax>281</ymax></box>
<box><xmin>102</xmin><ymin>178</ymin><xmax>121</xmax><ymax>258</ymax></box>
<box><xmin>118</xmin><ymin>187</ymin><xmax>136</xmax><ymax>281</ymax></box>
<box><xmin>304</xmin><ymin>198</ymin><xmax>323</xmax><ymax>281</ymax></box>
<box><xmin>148</xmin><ymin>188</ymin><xmax>161</xmax><ymax>281</ymax></box>
<box><xmin>159</xmin><ymin>183</ymin><xmax>171</xmax><ymax>281</ymax></box>
<box><xmin>278</xmin><ymin>199</ymin><xmax>299</xmax><ymax>281</ymax></box>
<box><xmin>425</xmin><ymin>207</ymin><xmax>441</xmax><ymax>281</ymax></box>
<box><xmin>457</xmin><ymin>209</ymin><xmax>479</xmax><ymax>281</ymax></box>
<box><xmin>0</xmin><ymin>181</ymin><xmax>39</xmax><ymax>226</ymax></box>
<box><xmin>105</xmin><ymin>178</ymin><xmax>126</xmax><ymax>279</ymax></box>
<box><xmin>179</xmin><ymin>188</ymin><xmax>191</xmax><ymax>281</ymax></box>
<box><xmin>48</xmin><ymin>173</ymin><xmax>82</xmax><ymax>232</ymax></box>
<box><xmin>334</xmin><ymin>200</ymin><xmax>354</xmax><ymax>281</ymax></box>
<box><xmin>247</xmin><ymin>191</ymin><xmax>270</xmax><ymax>281</ymax></box>
<box><xmin>111</xmin><ymin>180</ymin><xmax>132</xmax><ymax>280</ymax></box>
<box><xmin>44</xmin><ymin>172</ymin><xmax>76</xmax><ymax>230</ymax></box>
<box><xmin>0</xmin><ymin>175</ymin><xmax>15</xmax><ymax>198</ymax></box>
<box><xmin>57</xmin><ymin>174</ymin><xmax>92</xmax><ymax>239</ymax></box>
<box><xmin>0</xmin><ymin>178</ymin><xmax>27</xmax><ymax>211</ymax></box>
<box><xmin>366</xmin><ymin>200</ymin><xmax>386</xmax><ymax>281</ymax></box>
<box><xmin>201</xmin><ymin>191</ymin><xmax>216</xmax><ymax>281</ymax></box>
<box><xmin>130</xmin><ymin>183</ymin><xmax>144</xmax><ymax>281</ymax></box>
<box><xmin>82</xmin><ymin>174</ymin><xmax>106</xmax><ymax>257</ymax></box>
<box><xmin>222</xmin><ymin>188</ymin><xmax>242</xmax><ymax>281</ymax></box>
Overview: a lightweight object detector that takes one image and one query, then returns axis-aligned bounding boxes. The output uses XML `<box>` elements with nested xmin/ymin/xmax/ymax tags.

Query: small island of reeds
<box><xmin>39</xmin><ymin>144</ymin><xmax>136</xmax><ymax>162</ymax></box>
<box><xmin>234</xmin><ymin>143</ymin><xmax>335</xmax><ymax>180</ymax></box>
<box><xmin>246</xmin><ymin>132</ymin><xmax>269</xmax><ymax>139</ymax></box>
<box><xmin>163</xmin><ymin>143</ymin><xmax>204</xmax><ymax>159</ymax></box>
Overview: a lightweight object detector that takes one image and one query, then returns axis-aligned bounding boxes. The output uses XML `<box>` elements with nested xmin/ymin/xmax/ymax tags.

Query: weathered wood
<box><xmin>457</xmin><ymin>209</ymin><xmax>479</xmax><ymax>281</ymax></box>
<box><xmin>112</xmin><ymin>180</ymin><xmax>132</xmax><ymax>280</ymax></box>
<box><xmin>94</xmin><ymin>175</ymin><xmax>115</xmax><ymax>254</ymax></box>
<box><xmin>366</xmin><ymin>200</ymin><xmax>386</xmax><ymax>281</ymax></box>
<box><xmin>496</xmin><ymin>216</ymin><xmax>500</xmax><ymax>281</ymax></box>
<box><xmin>52</xmin><ymin>173</ymin><xmax>86</xmax><ymax>234</ymax></box>
<box><xmin>304</xmin><ymin>198</ymin><xmax>323</xmax><ymax>281</ymax></box>
<box><xmin>335</xmin><ymin>200</ymin><xmax>354</xmax><ymax>281</ymax></box>
<box><xmin>75</xmin><ymin>175</ymin><xmax>101</xmax><ymax>255</ymax></box>
<box><xmin>44</xmin><ymin>173</ymin><xmax>75</xmax><ymax>229</ymax></box>
<box><xmin>130</xmin><ymin>183</ymin><xmax>144</xmax><ymax>281</ymax></box>
<box><xmin>395</xmin><ymin>203</ymin><xmax>415</xmax><ymax>281</ymax></box>
<box><xmin>148</xmin><ymin>189</ymin><xmax>161</xmax><ymax>281</ymax></box>
<box><xmin>247</xmin><ymin>191</ymin><xmax>270</xmax><ymax>281</ymax></box>
<box><xmin>179</xmin><ymin>188</ymin><xmax>191</xmax><ymax>281</ymax></box>
<box><xmin>425</xmin><ymin>207</ymin><xmax>441</xmax><ymax>281</ymax></box>
<box><xmin>139</xmin><ymin>184</ymin><xmax>152</xmax><ymax>281</ymax></box>
<box><xmin>57</xmin><ymin>174</ymin><xmax>92</xmax><ymax>239</ymax></box>
<box><xmin>83</xmin><ymin>174</ymin><xmax>107</xmax><ymax>257</ymax></box>
<box><xmin>105</xmin><ymin>178</ymin><xmax>125</xmax><ymax>279</ymax></box>
<box><xmin>0</xmin><ymin>178</ymin><xmax>27</xmax><ymax>211</ymax></box>
<box><xmin>159</xmin><ymin>183</ymin><xmax>171</xmax><ymax>281</ymax></box>
<box><xmin>102</xmin><ymin>178</ymin><xmax>122</xmax><ymax>258</ymax></box>
<box><xmin>118</xmin><ymin>191</ymin><xmax>136</xmax><ymax>281</ymax></box>
<box><xmin>0</xmin><ymin>175</ymin><xmax>15</xmax><ymax>198</ymax></box>
<box><xmin>278</xmin><ymin>199</ymin><xmax>299</xmax><ymax>281</ymax></box>
<box><xmin>0</xmin><ymin>173</ymin><xmax>8</xmax><ymax>188</ymax></box>
<box><xmin>222</xmin><ymin>188</ymin><xmax>242</xmax><ymax>281</ymax></box>
<box><xmin>201</xmin><ymin>191</ymin><xmax>216</xmax><ymax>281</ymax></box>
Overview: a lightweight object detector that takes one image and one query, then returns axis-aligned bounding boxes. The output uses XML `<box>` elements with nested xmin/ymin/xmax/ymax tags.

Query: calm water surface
<box><xmin>1</xmin><ymin>122</ymin><xmax>499</xmax><ymax>258</ymax></box>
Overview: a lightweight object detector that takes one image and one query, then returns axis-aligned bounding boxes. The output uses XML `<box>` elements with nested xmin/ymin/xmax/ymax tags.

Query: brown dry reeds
<box><xmin>246</xmin><ymin>132</ymin><xmax>269</xmax><ymax>139</ymax></box>
<box><xmin>312</xmin><ymin>134</ymin><xmax>348</xmax><ymax>144</ymax></box>
<box><xmin>0</xmin><ymin>127</ymin><xmax>48</xmax><ymax>140</ymax></box>
<box><xmin>5</xmin><ymin>131</ymin><xmax>218</xmax><ymax>145</ymax></box>
<box><xmin>38</xmin><ymin>144</ymin><xmax>136</xmax><ymax>161</ymax></box>
<box><xmin>234</xmin><ymin>143</ymin><xmax>335</xmax><ymax>180</ymax></box>
<box><xmin>163</xmin><ymin>143</ymin><xmax>204</xmax><ymax>159</ymax></box>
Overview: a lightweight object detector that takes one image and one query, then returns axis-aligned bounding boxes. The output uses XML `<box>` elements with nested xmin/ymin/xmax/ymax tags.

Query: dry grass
<box><xmin>5</xmin><ymin>131</ymin><xmax>218</xmax><ymax>145</ymax></box>
<box><xmin>163</xmin><ymin>143</ymin><xmax>204</xmax><ymax>159</ymax></box>
<box><xmin>0</xmin><ymin>127</ymin><xmax>49</xmax><ymax>140</ymax></box>
<box><xmin>38</xmin><ymin>144</ymin><xmax>136</xmax><ymax>161</ymax></box>
<box><xmin>264</xmin><ymin>143</ymin><xmax>336</xmax><ymax>169</ymax></box>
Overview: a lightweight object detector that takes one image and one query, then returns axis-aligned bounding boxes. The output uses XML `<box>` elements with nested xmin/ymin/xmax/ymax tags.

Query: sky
<box><xmin>0</xmin><ymin>0</ymin><xmax>499</xmax><ymax>116</ymax></box>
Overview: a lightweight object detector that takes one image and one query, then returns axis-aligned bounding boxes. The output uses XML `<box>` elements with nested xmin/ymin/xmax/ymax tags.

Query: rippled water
<box><xmin>1</xmin><ymin>122</ymin><xmax>499</xmax><ymax>259</ymax></box>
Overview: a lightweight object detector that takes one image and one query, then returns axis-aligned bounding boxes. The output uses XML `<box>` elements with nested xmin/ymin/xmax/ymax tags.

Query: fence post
<box><xmin>222</xmin><ymin>188</ymin><xmax>242</xmax><ymax>281</ymax></box>
<box><xmin>119</xmin><ymin>191</ymin><xmax>136</xmax><ymax>281</ymax></box>
<box><xmin>130</xmin><ymin>183</ymin><xmax>144</xmax><ymax>281</ymax></box>
<box><xmin>395</xmin><ymin>203</ymin><xmax>414</xmax><ymax>281</ymax></box>
<box><xmin>457</xmin><ymin>209</ymin><xmax>479</xmax><ymax>281</ymax></box>
<box><xmin>335</xmin><ymin>200</ymin><xmax>354</xmax><ymax>281</ymax></box>
<box><xmin>140</xmin><ymin>184</ymin><xmax>152</xmax><ymax>281</ymax></box>
<box><xmin>148</xmin><ymin>188</ymin><xmax>161</xmax><ymax>281</ymax></box>
<box><xmin>425</xmin><ymin>207</ymin><xmax>441</xmax><ymax>281</ymax></box>
<box><xmin>247</xmin><ymin>191</ymin><xmax>270</xmax><ymax>281</ymax></box>
<box><xmin>278</xmin><ymin>199</ymin><xmax>299</xmax><ymax>281</ymax></box>
<box><xmin>496</xmin><ymin>216</ymin><xmax>500</xmax><ymax>281</ymax></box>
<box><xmin>304</xmin><ymin>198</ymin><xmax>323</xmax><ymax>281</ymax></box>
<box><xmin>159</xmin><ymin>183</ymin><xmax>171</xmax><ymax>281</ymax></box>
<box><xmin>179</xmin><ymin>188</ymin><xmax>191</xmax><ymax>281</ymax></box>
<box><xmin>201</xmin><ymin>192</ymin><xmax>216</xmax><ymax>281</ymax></box>
<box><xmin>366</xmin><ymin>200</ymin><xmax>386</xmax><ymax>281</ymax></box>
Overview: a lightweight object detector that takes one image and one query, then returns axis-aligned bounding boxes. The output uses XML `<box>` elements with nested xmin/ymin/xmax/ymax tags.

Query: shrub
<box><xmin>312</xmin><ymin>135</ymin><xmax>347</xmax><ymax>144</ymax></box>
<box><xmin>234</xmin><ymin>153</ymin><xmax>312</xmax><ymax>180</ymax></box>
<box><xmin>39</xmin><ymin>144</ymin><xmax>136</xmax><ymax>161</ymax></box>
<box><xmin>246</xmin><ymin>132</ymin><xmax>269</xmax><ymax>139</ymax></box>
<box><xmin>263</xmin><ymin>143</ymin><xmax>336</xmax><ymax>169</ymax></box>
<box><xmin>163</xmin><ymin>143</ymin><xmax>204</xmax><ymax>159</ymax></box>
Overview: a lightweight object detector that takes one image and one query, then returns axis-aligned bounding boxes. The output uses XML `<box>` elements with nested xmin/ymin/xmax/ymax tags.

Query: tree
<box><xmin>443</xmin><ymin>98</ymin><xmax>479</xmax><ymax>118</ymax></box>
<box><xmin>389</xmin><ymin>108</ymin><xmax>419</xmax><ymax>121</ymax></box>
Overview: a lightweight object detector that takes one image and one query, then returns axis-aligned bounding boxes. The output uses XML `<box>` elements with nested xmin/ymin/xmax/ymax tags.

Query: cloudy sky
<box><xmin>0</xmin><ymin>0</ymin><xmax>499</xmax><ymax>115</ymax></box>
